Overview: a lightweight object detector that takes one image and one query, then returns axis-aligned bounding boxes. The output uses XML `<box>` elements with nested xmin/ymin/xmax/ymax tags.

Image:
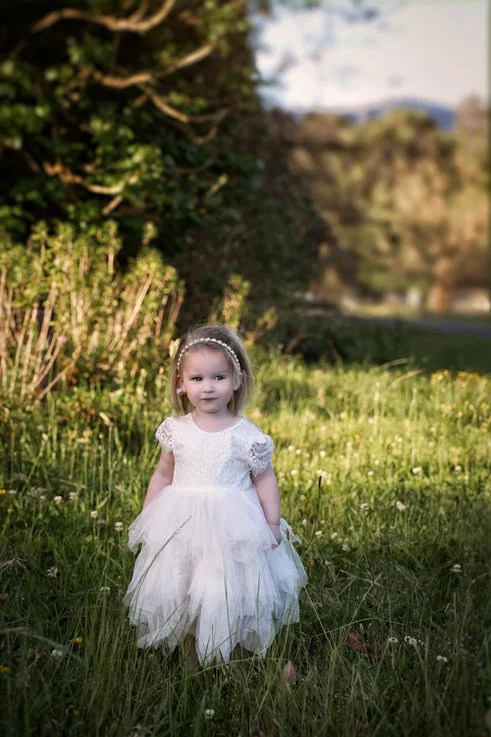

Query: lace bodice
<box><xmin>155</xmin><ymin>414</ymin><xmax>273</xmax><ymax>491</ymax></box>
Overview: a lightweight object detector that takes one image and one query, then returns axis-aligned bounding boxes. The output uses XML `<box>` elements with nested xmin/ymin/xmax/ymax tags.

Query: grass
<box><xmin>1</xmin><ymin>338</ymin><xmax>491</xmax><ymax>736</ymax></box>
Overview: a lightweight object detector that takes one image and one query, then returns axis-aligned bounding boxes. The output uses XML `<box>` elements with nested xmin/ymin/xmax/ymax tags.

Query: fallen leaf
<box><xmin>279</xmin><ymin>660</ymin><xmax>296</xmax><ymax>685</ymax></box>
<box><xmin>346</xmin><ymin>632</ymin><xmax>379</xmax><ymax>655</ymax></box>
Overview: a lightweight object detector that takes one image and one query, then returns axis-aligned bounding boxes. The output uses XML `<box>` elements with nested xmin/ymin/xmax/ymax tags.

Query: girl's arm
<box><xmin>142</xmin><ymin>449</ymin><xmax>175</xmax><ymax>509</ymax></box>
<box><xmin>254</xmin><ymin>466</ymin><xmax>282</xmax><ymax>544</ymax></box>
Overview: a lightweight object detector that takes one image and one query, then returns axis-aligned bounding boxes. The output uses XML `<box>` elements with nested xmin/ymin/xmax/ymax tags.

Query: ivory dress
<box><xmin>124</xmin><ymin>413</ymin><xmax>307</xmax><ymax>665</ymax></box>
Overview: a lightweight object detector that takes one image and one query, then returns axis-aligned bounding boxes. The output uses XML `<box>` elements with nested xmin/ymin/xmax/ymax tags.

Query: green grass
<box><xmin>1</xmin><ymin>348</ymin><xmax>491</xmax><ymax>736</ymax></box>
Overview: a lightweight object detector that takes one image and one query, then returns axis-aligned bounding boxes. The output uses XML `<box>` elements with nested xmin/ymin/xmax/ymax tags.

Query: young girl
<box><xmin>124</xmin><ymin>325</ymin><xmax>307</xmax><ymax>666</ymax></box>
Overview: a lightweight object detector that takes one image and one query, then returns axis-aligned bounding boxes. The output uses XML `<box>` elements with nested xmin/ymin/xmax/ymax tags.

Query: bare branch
<box><xmin>147</xmin><ymin>92</ymin><xmax>190</xmax><ymax>124</ymax></box>
<box><xmin>96</xmin><ymin>71</ymin><xmax>154</xmax><ymax>89</ymax></box>
<box><xmin>95</xmin><ymin>44</ymin><xmax>214</xmax><ymax>90</ymax></box>
<box><xmin>32</xmin><ymin>0</ymin><xmax>175</xmax><ymax>34</ymax></box>
<box><xmin>160</xmin><ymin>44</ymin><xmax>214</xmax><ymax>76</ymax></box>
<box><xmin>43</xmin><ymin>160</ymin><xmax>139</xmax><ymax>196</ymax></box>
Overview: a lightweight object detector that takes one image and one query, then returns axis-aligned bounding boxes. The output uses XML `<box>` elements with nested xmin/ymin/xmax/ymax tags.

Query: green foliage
<box><xmin>0</xmin><ymin>0</ymin><xmax>257</xmax><ymax>248</ymax></box>
<box><xmin>0</xmin><ymin>1</ymin><xmax>322</xmax><ymax>315</ymax></box>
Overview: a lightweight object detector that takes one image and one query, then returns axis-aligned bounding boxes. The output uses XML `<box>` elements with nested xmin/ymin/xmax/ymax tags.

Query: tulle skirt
<box><xmin>123</xmin><ymin>484</ymin><xmax>308</xmax><ymax>665</ymax></box>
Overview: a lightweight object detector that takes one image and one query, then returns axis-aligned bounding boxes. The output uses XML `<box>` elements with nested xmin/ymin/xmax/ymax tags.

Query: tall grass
<box><xmin>1</xmin><ymin>353</ymin><xmax>490</xmax><ymax>736</ymax></box>
<box><xmin>0</xmin><ymin>222</ymin><xmax>184</xmax><ymax>405</ymax></box>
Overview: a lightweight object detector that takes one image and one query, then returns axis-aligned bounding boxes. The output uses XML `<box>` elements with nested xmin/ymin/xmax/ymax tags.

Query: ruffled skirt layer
<box><xmin>123</xmin><ymin>484</ymin><xmax>307</xmax><ymax>665</ymax></box>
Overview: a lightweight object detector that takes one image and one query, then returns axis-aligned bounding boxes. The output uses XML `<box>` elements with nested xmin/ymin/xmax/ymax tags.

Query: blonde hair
<box><xmin>169</xmin><ymin>325</ymin><xmax>254</xmax><ymax>416</ymax></box>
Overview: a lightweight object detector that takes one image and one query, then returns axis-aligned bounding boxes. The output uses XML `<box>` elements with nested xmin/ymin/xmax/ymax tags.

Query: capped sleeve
<box><xmin>248</xmin><ymin>434</ymin><xmax>274</xmax><ymax>476</ymax></box>
<box><xmin>155</xmin><ymin>417</ymin><xmax>174</xmax><ymax>453</ymax></box>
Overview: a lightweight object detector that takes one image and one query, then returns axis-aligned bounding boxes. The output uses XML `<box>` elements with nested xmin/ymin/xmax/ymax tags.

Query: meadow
<box><xmin>1</xmin><ymin>333</ymin><xmax>490</xmax><ymax>737</ymax></box>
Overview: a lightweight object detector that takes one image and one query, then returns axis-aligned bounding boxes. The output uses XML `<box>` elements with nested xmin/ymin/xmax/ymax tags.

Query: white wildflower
<box><xmin>436</xmin><ymin>655</ymin><xmax>448</xmax><ymax>664</ymax></box>
<box><xmin>404</xmin><ymin>636</ymin><xmax>418</xmax><ymax>647</ymax></box>
<box><xmin>68</xmin><ymin>492</ymin><xmax>77</xmax><ymax>501</ymax></box>
<box><xmin>100</xmin><ymin>586</ymin><xmax>111</xmax><ymax>593</ymax></box>
<box><xmin>50</xmin><ymin>649</ymin><xmax>64</xmax><ymax>660</ymax></box>
<box><xmin>204</xmin><ymin>709</ymin><xmax>215</xmax><ymax>720</ymax></box>
<box><xmin>90</xmin><ymin>510</ymin><xmax>98</xmax><ymax>519</ymax></box>
<box><xmin>412</xmin><ymin>467</ymin><xmax>423</xmax><ymax>475</ymax></box>
<box><xmin>290</xmin><ymin>469</ymin><xmax>298</xmax><ymax>476</ymax></box>
<box><xmin>342</xmin><ymin>543</ymin><xmax>350</xmax><ymax>552</ymax></box>
<box><xmin>360</xmin><ymin>503</ymin><xmax>370</xmax><ymax>513</ymax></box>
<box><xmin>47</xmin><ymin>567</ymin><xmax>59</xmax><ymax>578</ymax></box>
<box><xmin>8</xmin><ymin>489</ymin><xmax>17</xmax><ymax>496</ymax></box>
<box><xmin>319</xmin><ymin>450</ymin><xmax>326</xmax><ymax>458</ymax></box>
<box><xmin>454</xmin><ymin>465</ymin><xmax>462</xmax><ymax>472</ymax></box>
<box><xmin>114</xmin><ymin>522</ymin><xmax>123</xmax><ymax>532</ymax></box>
<box><xmin>54</xmin><ymin>495</ymin><xmax>63</xmax><ymax>505</ymax></box>
<box><xmin>451</xmin><ymin>563</ymin><xmax>462</xmax><ymax>574</ymax></box>
<box><xmin>396</xmin><ymin>501</ymin><xmax>407</xmax><ymax>512</ymax></box>
<box><xmin>387</xmin><ymin>637</ymin><xmax>398</xmax><ymax>644</ymax></box>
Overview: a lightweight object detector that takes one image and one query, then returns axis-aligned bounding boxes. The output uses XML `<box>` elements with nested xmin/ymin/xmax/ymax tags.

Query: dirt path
<box><xmin>333</xmin><ymin>314</ymin><xmax>491</xmax><ymax>339</ymax></box>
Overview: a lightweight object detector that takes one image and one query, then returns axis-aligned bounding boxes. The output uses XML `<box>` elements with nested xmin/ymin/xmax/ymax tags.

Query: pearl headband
<box><xmin>176</xmin><ymin>338</ymin><xmax>242</xmax><ymax>373</ymax></box>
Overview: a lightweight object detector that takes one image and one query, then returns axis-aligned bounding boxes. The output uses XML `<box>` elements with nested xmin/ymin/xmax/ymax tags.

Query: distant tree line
<box><xmin>280</xmin><ymin>96</ymin><xmax>488</xmax><ymax>310</ymax></box>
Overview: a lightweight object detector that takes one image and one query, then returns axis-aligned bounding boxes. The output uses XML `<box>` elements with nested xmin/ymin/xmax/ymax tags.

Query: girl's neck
<box><xmin>191</xmin><ymin>410</ymin><xmax>240</xmax><ymax>432</ymax></box>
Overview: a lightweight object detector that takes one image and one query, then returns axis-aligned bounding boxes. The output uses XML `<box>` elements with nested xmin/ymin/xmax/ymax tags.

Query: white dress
<box><xmin>124</xmin><ymin>413</ymin><xmax>308</xmax><ymax>665</ymax></box>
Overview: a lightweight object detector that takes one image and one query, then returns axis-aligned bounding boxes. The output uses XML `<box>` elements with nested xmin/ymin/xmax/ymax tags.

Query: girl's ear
<box><xmin>176</xmin><ymin>376</ymin><xmax>185</xmax><ymax>396</ymax></box>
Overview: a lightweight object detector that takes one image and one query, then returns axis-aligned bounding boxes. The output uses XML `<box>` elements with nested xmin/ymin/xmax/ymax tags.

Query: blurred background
<box><xmin>0</xmin><ymin>0</ymin><xmax>489</xmax><ymax>390</ymax></box>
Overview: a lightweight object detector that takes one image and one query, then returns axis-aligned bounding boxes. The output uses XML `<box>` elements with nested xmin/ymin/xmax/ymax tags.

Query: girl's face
<box><xmin>178</xmin><ymin>347</ymin><xmax>240</xmax><ymax>417</ymax></box>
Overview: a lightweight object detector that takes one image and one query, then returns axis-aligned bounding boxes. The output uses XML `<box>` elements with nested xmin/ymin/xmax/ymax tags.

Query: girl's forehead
<box><xmin>181</xmin><ymin>346</ymin><xmax>230</xmax><ymax>372</ymax></box>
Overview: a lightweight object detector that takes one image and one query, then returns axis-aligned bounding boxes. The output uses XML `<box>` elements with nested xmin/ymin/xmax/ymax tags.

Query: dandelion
<box><xmin>436</xmin><ymin>655</ymin><xmax>448</xmax><ymax>664</ymax></box>
<box><xmin>90</xmin><ymin>510</ymin><xmax>98</xmax><ymax>519</ymax></box>
<box><xmin>412</xmin><ymin>467</ymin><xmax>423</xmax><ymax>475</ymax></box>
<box><xmin>50</xmin><ymin>649</ymin><xmax>64</xmax><ymax>661</ymax></box>
<box><xmin>396</xmin><ymin>501</ymin><xmax>407</xmax><ymax>512</ymax></box>
<box><xmin>0</xmin><ymin>489</ymin><xmax>5</xmax><ymax>495</ymax></box>
<box><xmin>73</xmin><ymin>636</ymin><xmax>83</xmax><ymax>645</ymax></box>
<box><xmin>0</xmin><ymin>665</ymin><xmax>11</xmax><ymax>674</ymax></box>
<box><xmin>7</xmin><ymin>507</ymin><xmax>13</xmax><ymax>514</ymax></box>
<box><xmin>114</xmin><ymin>522</ymin><xmax>123</xmax><ymax>532</ymax></box>
<box><xmin>47</xmin><ymin>567</ymin><xmax>58</xmax><ymax>578</ymax></box>
<box><xmin>204</xmin><ymin>709</ymin><xmax>215</xmax><ymax>720</ymax></box>
<box><xmin>54</xmin><ymin>496</ymin><xmax>63</xmax><ymax>505</ymax></box>
<box><xmin>387</xmin><ymin>637</ymin><xmax>398</xmax><ymax>644</ymax></box>
<box><xmin>451</xmin><ymin>564</ymin><xmax>462</xmax><ymax>574</ymax></box>
<box><xmin>404</xmin><ymin>636</ymin><xmax>418</xmax><ymax>647</ymax></box>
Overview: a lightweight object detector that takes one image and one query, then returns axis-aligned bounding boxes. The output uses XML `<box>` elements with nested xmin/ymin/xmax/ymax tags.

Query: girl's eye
<box><xmin>190</xmin><ymin>376</ymin><xmax>202</xmax><ymax>382</ymax></box>
<box><xmin>215</xmin><ymin>375</ymin><xmax>225</xmax><ymax>381</ymax></box>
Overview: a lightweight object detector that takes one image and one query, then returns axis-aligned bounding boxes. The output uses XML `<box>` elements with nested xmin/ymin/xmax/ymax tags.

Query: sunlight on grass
<box><xmin>1</xmin><ymin>356</ymin><xmax>490</xmax><ymax>736</ymax></box>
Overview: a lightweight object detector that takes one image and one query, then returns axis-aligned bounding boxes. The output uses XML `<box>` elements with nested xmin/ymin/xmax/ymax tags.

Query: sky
<box><xmin>250</xmin><ymin>0</ymin><xmax>488</xmax><ymax>110</ymax></box>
